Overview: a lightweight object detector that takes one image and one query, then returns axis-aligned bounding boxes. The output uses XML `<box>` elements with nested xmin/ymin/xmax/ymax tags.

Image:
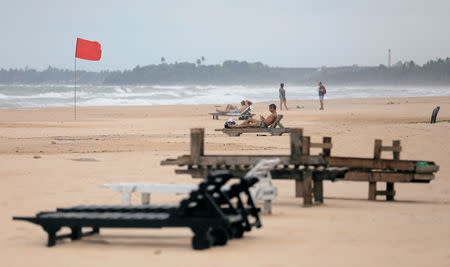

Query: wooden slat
<box><xmin>161</xmin><ymin>155</ymin><xmax>192</xmax><ymax>166</ymax></box>
<box><xmin>415</xmin><ymin>165</ymin><xmax>439</xmax><ymax>173</ymax></box>
<box><xmin>413</xmin><ymin>174</ymin><xmax>435</xmax><ymax>181</ymax></box>
<box><xmin>344</xmin><ymin>171</ymin><xmax>416</xmax><ymax>182</ymax></box>
<box><xmin>195</xmin><ymin>155</ymin><xmax>325</xmax><ymax>166</ymax></box>
<box><xmin>310</xmin><ymin>142</ymin><xmax>333</xmax><ymax>149</ymax></box>
<box><xmin>176</xmin><ymin>167</ymin><xmax>330</xmax><ymax>180</ymax></box>
<box><xmin>326</xmin><ymin>156</ymin><xmax>416</xmax><ymax>172</ymax></box>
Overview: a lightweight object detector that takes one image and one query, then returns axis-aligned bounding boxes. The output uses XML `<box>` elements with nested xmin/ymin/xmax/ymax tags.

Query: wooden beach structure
<box><xmin>161</xmin><ymin>128</ymin><xmax>439</xmax><ymax>206</ymax></box>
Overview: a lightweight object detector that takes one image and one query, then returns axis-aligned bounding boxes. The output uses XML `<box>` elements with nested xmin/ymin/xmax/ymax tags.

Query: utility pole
<box><xmin>388</xmin><ymin>49</ymin><xmax>391</xmax><ymax>68</ymax></box>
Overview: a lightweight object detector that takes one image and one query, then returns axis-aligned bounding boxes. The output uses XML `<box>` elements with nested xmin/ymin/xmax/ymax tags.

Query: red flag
<box><xmin>75</xmin><ymin>38</ymin><xmax>102</xmax><ymax>61</ymax></box>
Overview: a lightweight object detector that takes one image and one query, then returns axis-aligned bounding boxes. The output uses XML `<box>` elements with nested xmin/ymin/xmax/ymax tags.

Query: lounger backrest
<box><xmin>244</xmin><ymin>158</ymin><xmax>280</xmax><ymax>182</ymax></box>
<box><xmin>177</xmin><ymin>170</ymin><xmax>261</xmax><ymax>228</ymax></box>
<box><xmin>268</xmin><ymin>115</ymin><xmax>283</xmax><ymax>128</ymax></box>
<box><xmin>222</xmin><ymin>177</ymin><xmax>262</xmax><ymax>229</ymax></box>
<box><xmin>177</xmin><ymin>170</ymin><xmax>232</xmax><ymax>216</ymax></box>
<box><xmin>241</xmin><ymin>106</ymin><xmax>252</xmax><ymax>115</ymax></box>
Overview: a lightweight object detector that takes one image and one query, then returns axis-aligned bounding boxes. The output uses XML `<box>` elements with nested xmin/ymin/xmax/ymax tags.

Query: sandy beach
<box><xmin>1</xmin><ymin>96</ymin><xmax>449</xmax><ymax>267</ymax></box>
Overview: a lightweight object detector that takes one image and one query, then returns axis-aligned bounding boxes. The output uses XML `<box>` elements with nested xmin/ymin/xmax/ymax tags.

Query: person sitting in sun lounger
<box><xmin>216</xmin><ymin>100</ymin><xmax>252</xmax><ymax>115</ymax></box>
<box><xmin>228</xmin><ymin>104</ymin><xmax>277</xmax><ymax>128</ymax></box>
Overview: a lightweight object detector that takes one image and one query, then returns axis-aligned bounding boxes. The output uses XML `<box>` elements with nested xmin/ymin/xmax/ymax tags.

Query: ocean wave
<box><xmin>1</xmin><ymin>84</ymin><xmax>450</xmax><ymax>108</ymax></box>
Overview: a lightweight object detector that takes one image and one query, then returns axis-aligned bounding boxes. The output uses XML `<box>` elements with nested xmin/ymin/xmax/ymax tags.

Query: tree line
<box><xmin>1</xmin><ymin>58</ymin><xmax>449</xmax><ymax>85</ymax></box>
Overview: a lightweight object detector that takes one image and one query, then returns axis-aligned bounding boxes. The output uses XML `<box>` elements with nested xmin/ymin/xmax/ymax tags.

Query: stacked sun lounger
<box><xmin>13</xmin><ymin>171</ymin><xmax>262</xmax><ymax>250</ymax></box>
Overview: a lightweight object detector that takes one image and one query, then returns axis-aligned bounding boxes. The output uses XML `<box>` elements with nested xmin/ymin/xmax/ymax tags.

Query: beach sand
<box><xmin>1</xmin><ymin>96</ymin><xmax>449</xmax><ymax>266</ymax></box>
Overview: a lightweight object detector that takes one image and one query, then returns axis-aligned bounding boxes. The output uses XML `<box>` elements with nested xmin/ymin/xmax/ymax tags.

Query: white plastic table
<box><xmin>102</xmin><ymin>158</ymin><xmax>280</xmax><ymax>213</ymax></box>
<box><xmin>101</xmin><ymin>183</ymin><xmax>198</xmax><ymax>205</ymax></box>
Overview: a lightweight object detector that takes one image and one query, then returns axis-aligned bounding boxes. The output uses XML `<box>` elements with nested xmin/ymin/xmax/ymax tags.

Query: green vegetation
<box><xmin>1</xmin><ymin>57</ymin><xmax>450</xmax><ymax>85</ymax></box>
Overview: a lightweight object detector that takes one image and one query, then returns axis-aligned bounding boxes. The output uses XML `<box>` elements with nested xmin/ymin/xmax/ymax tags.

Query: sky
<box><xmin>1</xmin><ymin>0</ymin><xmax>449</xmax><ymax>71</ymax></box>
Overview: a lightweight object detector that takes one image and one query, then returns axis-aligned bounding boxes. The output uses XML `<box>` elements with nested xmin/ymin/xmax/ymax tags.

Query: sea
<box><xmin>0</xmin><ymin>84</ymin><xmax>449</xmax><ymax>108</ymax></box>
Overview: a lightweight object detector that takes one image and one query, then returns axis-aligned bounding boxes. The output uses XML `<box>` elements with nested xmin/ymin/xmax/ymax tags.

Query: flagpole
<box><xmin>74</xmin><ymin>57</ymin><xmax>77</xmax><ymax>120</ymax></box>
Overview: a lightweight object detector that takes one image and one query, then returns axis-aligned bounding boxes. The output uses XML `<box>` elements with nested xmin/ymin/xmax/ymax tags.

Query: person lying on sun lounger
<box><xmin>227</xmin><ymin>104</ymin><xmax>277</xmax><ymax>128</ymax></box>
<box><xmin>216</xmin><ymin>100</ymin><xmax>252</xmax><ymax>115</ymax></box>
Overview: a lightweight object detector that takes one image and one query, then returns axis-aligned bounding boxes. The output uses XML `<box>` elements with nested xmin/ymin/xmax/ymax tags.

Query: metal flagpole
<box><xmin>74</xmin><ymin>57</ymin><xmax>77</xmax><ymax>120</ymax></box>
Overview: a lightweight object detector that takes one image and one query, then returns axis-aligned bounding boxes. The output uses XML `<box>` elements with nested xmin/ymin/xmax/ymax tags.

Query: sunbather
<box><xmin>228</xmin><ymin>104</ymin><xmax>277</xmax><ymax>128</ymax></box>
<box><xmin>216</xmin><ymin>100</ymin><xmax>252</xmax><ymax>114</ymax></box>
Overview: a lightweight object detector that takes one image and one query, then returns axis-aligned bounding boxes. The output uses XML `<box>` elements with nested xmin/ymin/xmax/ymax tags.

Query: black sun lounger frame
<box><xmin>13</xmin><ymin>171</ymin><xmax>261</xmax><ymax>250</ymax></box>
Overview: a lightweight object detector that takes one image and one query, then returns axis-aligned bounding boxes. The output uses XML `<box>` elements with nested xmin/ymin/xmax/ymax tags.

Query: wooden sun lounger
<box><xmin>162</xmin><ymin>128</ymin><xmax>440</xmax><ymax>206</ymax></box>
<box><xmin>209</xmin><ymin>106</ymin><xmax>255</xmax><ymax>120</ymax></box>
<box><xmin>215</xmin><ymin>114</ymin><xmax>290</xmax><ymax>136</ymax></box>
<box><xmin>13</xmin><ymin>171</ymin><xmax>262</xmax><ymax>250</ymax></box>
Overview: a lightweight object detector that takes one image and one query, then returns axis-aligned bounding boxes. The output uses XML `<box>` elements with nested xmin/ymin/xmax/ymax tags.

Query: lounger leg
<box><xmin>369</xmin><ymin>182</ymin><xmax>377</xmax><ymax>201</ymax></box>
<box><xmin>295</xmin><ymin>171</ymin><xmax>303</xmax><ymax>198</ymax></box>
<box><xmin>295</xmin><ymin>180</ymin><xmax>303</xmax><ymax>198</ymax></box>
<box><xmin>43</xmin><ymin>225</ymin><xmax>60</xmax><ymax>247</ymax></box>
<box><xmin>210</xmin><ymin>227</ymin><xmax>229</xmax><ymax>246</ymax></box>
<box><xmin>122</xmin><ymin>191</ymin><xmax>132</xmax><ymax>205</ymax></box>
<box><xmin>191</xmin><ymin>226</ymin><xmax>213</xmax><ymax>250</ymax></box>
<box><xmin>141</xmin><ymin>193</ymin><xmax>150</xmax><ymax>205</ymax></box>
<box><xmin>386</xmin><ymin>182</ymin><xmax>395</xmax><ymax>201</ymax></box>
<box><xmin>264</xmin><ymin>200</ymin><xmax>272</xmax><ymax>214</ymax></box>
<box><xmin>92</xmin><ymin>227</ymin><xmax>100</xmax><ymax>234</ymax></box>
<box><xmin>302</xmin><ymin>171</ymin><xmax>313</xmax><ymax>206</ymax></box>
<box><xmin>313</xmin><ymin>179</ymin><xmax>324</xmax><ymax>204</ymax></box>
<box><xmin>70</xmin><ymin>226</ymin><xmax>82</xmax><ymax>240</ymax></box>
<box><xmin>48</xmin><ymin>232</ymin><xmax>57</xmax><ymax>247</ymax></box>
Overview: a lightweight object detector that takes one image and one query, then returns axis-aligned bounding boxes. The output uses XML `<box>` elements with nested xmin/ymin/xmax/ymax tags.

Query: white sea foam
<box><xmin>0</xmin><ymin>84</ymin><xmax>449</xmax><ymax>108</ymax></box>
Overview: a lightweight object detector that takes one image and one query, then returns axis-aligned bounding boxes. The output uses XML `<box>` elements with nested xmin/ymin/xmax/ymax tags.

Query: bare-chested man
<box><xmin>228</xmin><ymin>104</ymin><xmax>277</xmax><ymax>128</ymax></box>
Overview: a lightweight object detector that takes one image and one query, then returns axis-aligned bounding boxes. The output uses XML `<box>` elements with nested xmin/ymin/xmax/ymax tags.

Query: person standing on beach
<box><xmin>318</xmin><ymin>82</ymin><xmax>326</xmax><ymax>110</ymax></box>
<box><xmin>279</xmin><ymin>83</ymin><xmax>288</xmax><ymax>111</ymax></box>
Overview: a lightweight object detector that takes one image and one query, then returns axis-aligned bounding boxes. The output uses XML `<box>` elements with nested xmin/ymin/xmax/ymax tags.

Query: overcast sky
<box><xmin>1</xmin><ymin>0</ymin><xmax>449</xmax><ymax>71</ymax></box>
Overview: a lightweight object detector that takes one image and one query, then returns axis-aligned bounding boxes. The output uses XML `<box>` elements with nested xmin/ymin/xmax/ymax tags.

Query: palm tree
<box><xmin>201</xmin><ymin>56</ymin><xmax>205</xmax><ymax>63</ymax></box>
<box><xmin>196</xmin><ymin>59</ymin><xmax>201</xmax><ymax>66</ymax></box>
<box><xmin>161</xmin><ymin>57</ymin><xmax>166</xmax><ymax>64</ymax></box>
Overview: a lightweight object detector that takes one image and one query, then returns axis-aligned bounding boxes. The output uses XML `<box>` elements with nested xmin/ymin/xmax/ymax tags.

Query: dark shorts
<box><xmin>255</xmin><ymin>121</ymin><xmax>266</xmax><ymax>128</ymax></box>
